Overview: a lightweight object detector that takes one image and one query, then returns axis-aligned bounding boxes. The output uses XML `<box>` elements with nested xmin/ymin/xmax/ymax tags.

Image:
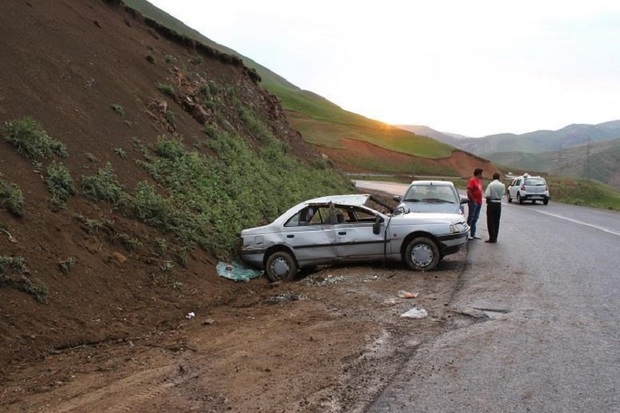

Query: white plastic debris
<box><xmin>400</xmin><ymin>307</ymin><xmax>428</xmax><ymax>319</ymax></box>
<box><xmin>186</xmin><ymin>312</ymin><xmax>195</xmax><ymax>319</ymax></box>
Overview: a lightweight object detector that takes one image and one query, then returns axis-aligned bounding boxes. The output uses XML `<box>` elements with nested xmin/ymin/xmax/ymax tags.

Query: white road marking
<box><xmin>534</xmin><ymin>209</ymin><xmax>620</xmax><ymax>237</ymax></box>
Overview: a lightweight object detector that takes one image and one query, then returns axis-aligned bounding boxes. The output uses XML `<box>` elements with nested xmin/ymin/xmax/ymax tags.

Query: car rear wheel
<box><xmin>517</xmin><ymin>193</ymin><xmax>524</xmax><ymax>204</ymax></box>
<box><xmin>404</xmin><ymin>237</ymin><xmax>440</xmax><ymax>271</ymax></box>
<box><xmin>265</xmin><ymin>251</ymin><xmax>298</xmax><ymax>282</ymax></box>
<box><xmin>543</xmin><ymin>198</ymin><xmax>549</xmax><ymax>205</ymax></box>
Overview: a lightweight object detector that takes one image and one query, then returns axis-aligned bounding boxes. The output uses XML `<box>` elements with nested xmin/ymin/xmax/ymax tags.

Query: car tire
<box><xmin>543</xmin><ymin>198</ymin><xmax>549</xmax><ymax>205</ymax></box>
<box><xmin>265</xmin><ymin>251</ymin><xmax>298</xmax><ymax>282</ymax></box>
<box><xmin>517</xmin><ymin>193</ymin><xmax>524</xmax><ymax>204</ymax></box>
<box><xmin>507</xmin><ymin>194</ymin><xmax>512</xmax><ymax>203</ymax></box>
<box><xmin>404</xmin><ymin>237</ymin><xmax>440</xmax><ymax>271</ymax></box>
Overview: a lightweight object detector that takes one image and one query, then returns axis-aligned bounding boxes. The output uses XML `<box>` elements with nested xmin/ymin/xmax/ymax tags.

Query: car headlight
<box><xmin>243</xmin><ymin>235</ymin><xmax>264</xmax><ymax>247</ymax></box>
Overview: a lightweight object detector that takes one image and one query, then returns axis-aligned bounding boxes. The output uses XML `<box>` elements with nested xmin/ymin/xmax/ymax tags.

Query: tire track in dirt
<box><xmin>52</xmin><ymin>365</ymin><xmax>185</xmax><ymax>413</ymax></box>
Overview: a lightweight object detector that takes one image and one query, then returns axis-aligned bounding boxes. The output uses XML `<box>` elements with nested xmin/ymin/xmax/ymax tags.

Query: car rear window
<box><xmin>525</xmin><ymin>178</ymin><xmax>546</xmax><ymax>186</ymax></box>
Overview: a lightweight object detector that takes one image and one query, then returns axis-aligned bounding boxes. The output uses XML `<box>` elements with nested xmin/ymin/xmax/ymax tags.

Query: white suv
<box><xmin>507</xmin><ymin>175</ymin><xmax>550</xmax><ymax>205</ymax></box>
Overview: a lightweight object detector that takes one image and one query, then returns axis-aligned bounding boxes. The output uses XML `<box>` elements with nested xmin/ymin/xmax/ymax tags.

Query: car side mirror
<box><xmin>393</xmin><ymin>205</ymin><xmax>409</xmax><ymax>216</ymax></box>
<box><xmin>373</xmin><ymin>216</ymin><xmax>384</xmax><ymax>234</ymax></box>
<box><xmin>460</xmin><ymin>196</ymin><xmax>469</xmax><ymax>205</ymax></box>
<box><xmin>393</xmin><ymin>195</ymin><xmax>402</xmax><ymax>202</ymax></box>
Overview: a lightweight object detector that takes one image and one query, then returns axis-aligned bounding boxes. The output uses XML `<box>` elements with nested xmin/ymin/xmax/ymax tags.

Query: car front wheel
<box><xmin>265</xmin><ymin>250</ymin><xmax>298</xmax><ymax>282</ymax></box>
<box><xmin>404</xmin><ymin>237</ymin><xmax>440</xmax><ymax>271</ymax></box>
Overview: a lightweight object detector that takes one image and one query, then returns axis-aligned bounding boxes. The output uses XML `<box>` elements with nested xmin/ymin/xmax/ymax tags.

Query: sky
<box><xmin>147</xmin><ymin>0</ymin><xmax>620</xmax><ymax>137</ymax></box>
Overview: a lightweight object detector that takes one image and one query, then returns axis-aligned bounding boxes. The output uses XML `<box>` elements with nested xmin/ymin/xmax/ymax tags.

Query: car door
<box><xmin>509</xmin><ymin>178</ymin><xmax>520</xmax><ymax>198</ymax></box>
<box><xmin>281</xmin><ymin>205</ymin><xmax>337</xmax><ymax>266</ymax></box>
<box><xmin>333</xmin><ymin>206</ymin><xmax>387</xmax><ymax>261</ymax></box>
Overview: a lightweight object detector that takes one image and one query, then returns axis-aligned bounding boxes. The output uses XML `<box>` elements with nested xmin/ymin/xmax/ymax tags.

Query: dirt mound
<box><xmin>0</xmin><ymin>0</ymin><xmax>306</xmax><ymax>368</ymax></box>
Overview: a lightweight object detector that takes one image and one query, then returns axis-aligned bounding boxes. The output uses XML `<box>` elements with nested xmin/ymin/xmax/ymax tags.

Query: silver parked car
<box><xmin>239</xmin><ymin>194</ymin><xmax>470</xmax><ymax>281</ymax></box>
<box><xmin>393</xmin><ymin>180</ymin><xmax>468</xmax><ymax>215</ymax></box>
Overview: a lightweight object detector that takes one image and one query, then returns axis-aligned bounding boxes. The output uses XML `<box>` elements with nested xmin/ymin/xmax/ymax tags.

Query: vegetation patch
<box><xmin>58</xmin><ymin>257</ymin><xmax>76</xmax><ymax>275</ymax></box>
<box><xmin>130</xmin><ymin>120</ymin><xmax>352</xmax><ymax>256</ymax></box>
<box><xmin>155</xmin><ymin>82</ymin><xmax>175</xmax><ymax>96</ymax></box>
<box><xmin>0</xmin><ymin>256</ymin><xmax>48</xmax><ymax>303</ymax></box>
<box><xmin>2</xmin><ymin>117</ymin><xmax>68</xmax><ymax>160</ymax></box>
<box><xmin>114</xmin><ymin>147</ymin><xmax>127</xmax><ymax>158</ymax></box>
<box><xmin>73</xmin><ymin>214</ymin><xmax>115</xmax><ymax>235</ymax></box>
<box><xmin>0</xmin><ymin>179</ymin><xmax>25</xmax><ymax>217</ymax></box>
<box><xmin>46</xmin><ymin>161</ymin><xmax>76</xmax><ymax>206</ymax></box>
<box><xmin>114</xmin><ymin>233</ymin><xmax>143</xmax><ymax>252</ymax></box>
<box><xmin>81</xmin><ymin>163</ymin><xmax>124</xmax><ymax>203</ymax></box>
<box><xmin>549</xmin><ymin>177</ymin><xmax>620</xmax><ymax>211</ymax></box>
<box><xmin>164</xmin><ymin>110</ymin><xmax>176</xmax><ymax>129</ymax></box>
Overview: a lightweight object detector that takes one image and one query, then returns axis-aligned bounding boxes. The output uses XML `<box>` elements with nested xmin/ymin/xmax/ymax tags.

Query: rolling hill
<box><xmin>399</xmin><ymin>121</ymin><xmax>620</xmax><ymax>189</ymax></box>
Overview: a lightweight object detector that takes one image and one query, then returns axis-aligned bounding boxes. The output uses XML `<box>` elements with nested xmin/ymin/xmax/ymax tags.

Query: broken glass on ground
<box><xmin>216</xmin><ymin>260</ymin><xmax>263</xmax><ymax>281</ymax></box>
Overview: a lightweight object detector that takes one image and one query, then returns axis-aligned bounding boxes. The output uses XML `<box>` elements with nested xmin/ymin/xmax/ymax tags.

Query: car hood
<box><xmin>392</xmin><ymin>212</ymin><xmax>466</xmax><ymax>225</ymax></box>
<box><xmin>401</xmin><ymin>202</ymin><xmax>462</xmax><ymax>214</ymax></box>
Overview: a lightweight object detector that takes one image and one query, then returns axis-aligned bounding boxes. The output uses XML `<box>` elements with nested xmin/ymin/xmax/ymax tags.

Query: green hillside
<box><xmin>488</xmin><ymin>138</ymin><xmax>620</xmax><ymax>190</ymax></box>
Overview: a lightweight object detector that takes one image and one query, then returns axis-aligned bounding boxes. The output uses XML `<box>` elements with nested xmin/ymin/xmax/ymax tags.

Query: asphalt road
<box><xmin>356</xmin><ymin>181</ymin><xmax>620</xmax><ymax>413</ymax></box>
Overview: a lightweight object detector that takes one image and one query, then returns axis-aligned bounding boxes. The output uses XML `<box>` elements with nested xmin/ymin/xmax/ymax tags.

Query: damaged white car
<box><xmin>239</xmin><ymin>194</ymin><xmax>469</xmax><ymax>282</ymax></box>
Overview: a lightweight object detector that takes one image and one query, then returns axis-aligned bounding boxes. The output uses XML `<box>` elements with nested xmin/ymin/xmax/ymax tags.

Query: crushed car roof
<box><xmin>408</xmin><ymin>180</ymin><xmax>455</xmax><ymax>186</ymax></box>
<box><xmin>304</xmin><ymin>194</ymin><xmax>371</xmax><ymax>207</ymax></box>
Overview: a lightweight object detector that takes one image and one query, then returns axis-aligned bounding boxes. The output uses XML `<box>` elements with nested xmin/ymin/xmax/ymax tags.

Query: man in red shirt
<box><xmin>466</xmin><ymin>168</ymin><xmax>484</xmax><ymax>240</ymax></box>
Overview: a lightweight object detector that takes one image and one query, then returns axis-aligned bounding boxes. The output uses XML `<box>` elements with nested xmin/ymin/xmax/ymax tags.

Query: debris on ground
<box><xmin>216</xmin><ymin>260</ymin><xmax>263</xmax><ymax>281</ymax></box>
<box><xmin>397</xmin><ymin>290</ymin><xmax>419</xmax><ymax>299</ymax></box>
<box><xmin>303</xmin><ymin>274</ymin><xmax>346</xmax><ymax>285</ymax></box>
<box><xmin>1</xmin><ymin>229</ymin><xmax>17</xmax><ymax>243</ymax></box>
<box><xmin>265</xmin><ymin>292</ymin><xmax>306</xmax><ymax>304</ymax></box>
<box><xmin>400</xmin><ymin>307</ymin><xmax>428</xmax><ymax>319</ymax></box>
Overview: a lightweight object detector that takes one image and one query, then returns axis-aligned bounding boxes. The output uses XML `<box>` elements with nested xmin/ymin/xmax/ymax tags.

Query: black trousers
<box><xmin>486</xmin><ymin>201</ymin><xmax>502</xmax><ymax>242</ymax></box>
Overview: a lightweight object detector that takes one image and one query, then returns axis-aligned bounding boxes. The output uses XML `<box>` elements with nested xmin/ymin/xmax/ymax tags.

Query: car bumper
<box><xmin>239</xmin><ymin>249</ymin><xmax>266</xmax><ymax>270</ymax></box>
<box><xmin>437</xmin><ymin>231</ymin><xmax>469</xmax><ymax>255</ymax></box>
<box><xmin>522</xmin><ymin>194</ymin><xmax>549</xmax><ymax>200</ymax></box>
